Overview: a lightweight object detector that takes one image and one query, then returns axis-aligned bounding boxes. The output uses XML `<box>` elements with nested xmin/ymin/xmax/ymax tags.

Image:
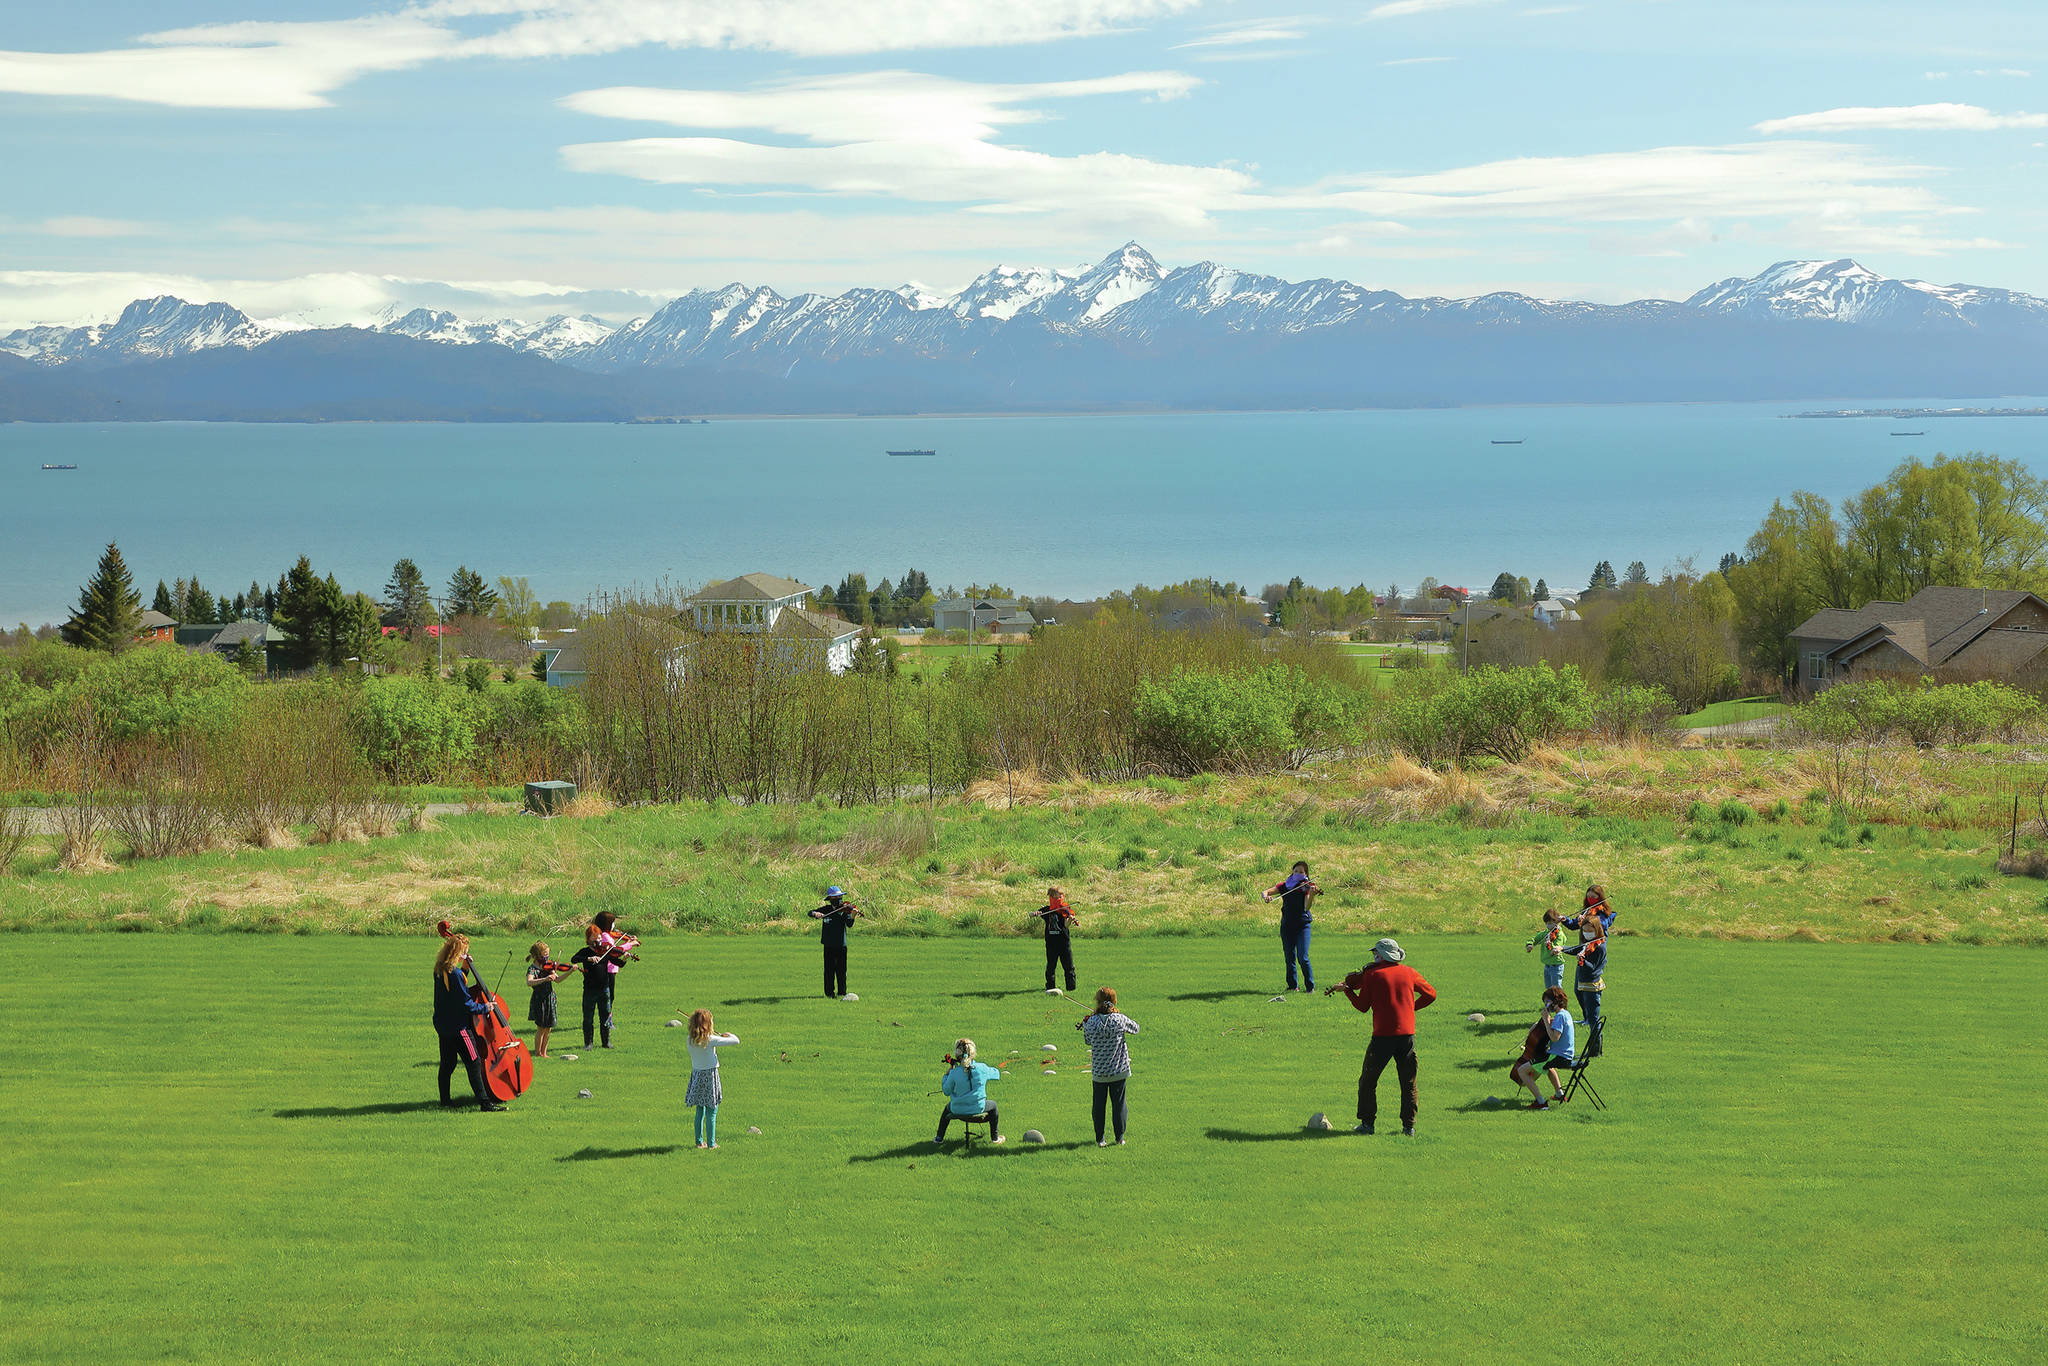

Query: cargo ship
<box><xmin>886</xmin><ymin>449</ymin><xmax>937</xmax><ymax>457</ymax></box>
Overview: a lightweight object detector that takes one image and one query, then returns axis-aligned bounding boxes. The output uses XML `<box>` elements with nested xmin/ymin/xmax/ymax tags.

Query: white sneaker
<box><xmin>841</xmin><ymin>993</ymin><xmax>859</xmax><ymax>1001</ymax></box>
<box><xmin>992</xmin><ymin>1135</ymin><xmax>1006</xmax><ymax>1144</ymax></box>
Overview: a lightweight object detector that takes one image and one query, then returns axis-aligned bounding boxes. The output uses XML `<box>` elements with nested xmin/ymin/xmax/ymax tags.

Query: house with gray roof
<box><xmin>1789</xmin><ymin>586</ymin><xmax>2048</xmax><ymax>690</ymax></box>
<box><xmin>933</xmin><ymin>596</ymin><xmax>1034</xmax><ymax>633</ymax></box>
<box><xmin>547</xmin><ymin>576</ymin><xmax>865</xmax><ymax>686</ymax></box>
<box><xmin>175</xmin><ymin>619</ymin><xmax>289</xmax><ymax>673</ymax></box>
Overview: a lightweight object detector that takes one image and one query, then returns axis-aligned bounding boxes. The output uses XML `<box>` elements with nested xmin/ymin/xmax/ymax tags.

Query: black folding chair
<box><xmin>955</xmin><ymin>1111</ymin><xmax>997</xmax><ymax>1149</ymax></box>
<box><xmin>1559</xmin><ymin>1022</ymin><xmax>1606</xmax><ymax>1110</ymax></box>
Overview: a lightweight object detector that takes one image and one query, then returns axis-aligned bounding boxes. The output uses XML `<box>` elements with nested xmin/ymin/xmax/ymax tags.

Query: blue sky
<box><xmin>4</xmin><ymin>0</ymin><xmax>2046</xmax><ymax>328</ymax></box>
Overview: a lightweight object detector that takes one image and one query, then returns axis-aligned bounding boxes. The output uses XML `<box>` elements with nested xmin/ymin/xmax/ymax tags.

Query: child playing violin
<box><xmin>525</xmin><ymin>942</ymin><xmax>574</xmax><ymax>1058</ymax></box>
<box><xmin>684</xmin><ymin>1008</ymin><xmax>739</xmax><ymax>1149</ymax></box>
<box><xmin>1032</xmin><ymin>886</ymin><xmax>1078</xmax><ymax>994</ymax></box>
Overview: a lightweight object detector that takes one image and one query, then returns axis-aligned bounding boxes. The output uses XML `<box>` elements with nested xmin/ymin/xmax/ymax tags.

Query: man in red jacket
<box><xmin>1326</xmin><ymin>937</ymin><xmax>1436</xmax><ymax>1136</ymax></box>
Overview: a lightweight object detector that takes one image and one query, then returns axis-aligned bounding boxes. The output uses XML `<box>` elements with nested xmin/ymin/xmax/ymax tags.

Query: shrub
<box><xmin>353</xmin><ymin>675</ymin><xmax>485</xmax><ymax>782</ymax></box>
<box><xmin>1591</xmin><ymin>683</ymin><xmax>1678</xmax><ymax>741</ymax></box>
<box><xmin>1382</xmin><ymin>664</ymin><xmax>1593</xmax><ymax>765</ymax></box>
<box><xmin>1718</xmin><ymin>799</ymin><xmax>1753</xmax><ymax>826</ymax></box>
<box><xmin>1134</xmin><ymin>664</ymin><xmax>1368</xmax><ymax>775</ymax></box>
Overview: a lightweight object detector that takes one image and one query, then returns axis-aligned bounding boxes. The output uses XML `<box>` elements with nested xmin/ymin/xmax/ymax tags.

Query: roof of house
<box><xmin>1941</xmin><ymin>627</ymin><xmax>2048</xmax><ymax>676</ymax></box>
<box><xmin>137</xmin><ymin>610</ymin><xmax>176</xmax><ymax>630</ymax></box>
<box><xmin>544</xmin><ymin>641</ymin><xmax>588</xmax><ymax>675</ymax></box>
<box><xmin>1534</xmin><ymin>599</ymin><xmax>1576</xmax><ymax>614</ymax></box>
<box><xmin>691</xmin><ymin>572</ymin><xmax>813</xmax><ymax>602</ymax></box>
<box><xmin>1791</xmin><ymin>603</ymin><xmax>1904</xmax><ymax>644</ymax></box>
<box><xmin>195</xmin><ymin>621</ymin><xmax>286</xmax><ymax>652</ymax></box>
<box><xmin>770</xmin><ymin>607</ymin><xmax>864</xmax><ymax>643</ymax></box>
<box><xmin>1798</xmin><ymin>587</ymin><xmax>2046</xmax><ymax>667</ymax></box>
<box><xmin>935</xmin><ymin>596</ymin><xmax>1019</xmax><ymax>613</ymax></box>
<box><xmin>1393</xmin><ymin>597</ymin><xmax>1455</xmax><ymax>616</ymax></box>
<box><xmin>1451</xmin><ymin>602</ymin><xmax>1509</xmax><ymax>626</ymax></box>
<box><xmin>1836</xmin><ymin>619</ymin><xmax>1930</xmax><ymax>667</ymax></box>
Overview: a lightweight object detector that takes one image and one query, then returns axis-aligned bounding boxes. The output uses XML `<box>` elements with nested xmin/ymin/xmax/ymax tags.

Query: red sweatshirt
<box><xmin>1344</xmin><ymin>963</ymin><xmax>1437</xmax><ymax>1036</ymax></box>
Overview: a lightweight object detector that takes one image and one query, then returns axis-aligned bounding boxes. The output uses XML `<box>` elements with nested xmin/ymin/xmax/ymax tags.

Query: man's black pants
<box><xmin>582</xmin><ymin>981</ymin><xmax>613</xmax><ymax>1046</ymax></box>
<box><xmin>824</xmin><ymin>944</ymin><xmax>848</xmax><ymax>997</ymax></box>
<box><xmin>1358</xmin><ymin>1033</ymin><xmax>1419</xmax><ymax>1129</ymax></box>
<box><xmin>1044</xmin><ymin>938</ymin><xmax>1076</xmax><ymax>991</ymax></box>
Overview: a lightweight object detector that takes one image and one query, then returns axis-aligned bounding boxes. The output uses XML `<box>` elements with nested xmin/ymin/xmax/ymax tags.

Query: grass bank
<box><xmin>4</xmin><ymin>937</ymin><xmax>2040</xmax><ymax>1364</ymax></box>
<box><xmin>5</xmin><ymin>749</ymin><xmax>2046</xmax><ymax>943</ymax></box>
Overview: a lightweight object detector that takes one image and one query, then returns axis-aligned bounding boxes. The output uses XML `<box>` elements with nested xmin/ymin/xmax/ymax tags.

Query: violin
<box><xmin>460</xmin><ymin>951</ymin><xmax>533</xmax><ymax>1102</ymax></box>
<box><xmin>531</xmin><ymin>960</ymin><xmax>578</xmax><ymax>977</ymax></box>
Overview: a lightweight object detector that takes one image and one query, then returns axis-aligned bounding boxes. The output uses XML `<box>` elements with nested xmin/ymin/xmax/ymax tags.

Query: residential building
<box><xmin>134</xmin><ymin>610</ymin><xmax>176</xmax><ymax>644</ymax></box>
<box><xmin>1789</xmin><ymin>586</ymin><xmax>2048</xmax><ymax>691</ymax></box>
<box><xmin>685</xmin><ymin>573</ymin><xmax>864</xmax><ymax>673</ymax></box>
<box><xmin>543</xmin><ymin>574</ymin><xmax>865</xmax><ymax>687</ymax></box>
<box><xmin>933</xmin><ymin>596</ymin><xmax>1034</xmax><ymax>633</ymax></box>
<box><xmin>174</xmin><ymin>620</ymin><xmax>290</xmax><ymax>672</ymax></box>
<box><xmin>1533</xmin><ymin>597</ymin><xmax>1581</xmax><ymax>626</ymax></box>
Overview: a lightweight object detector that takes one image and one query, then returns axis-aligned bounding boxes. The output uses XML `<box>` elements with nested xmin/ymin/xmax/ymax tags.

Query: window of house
<box><xmin>1806</xmin><ymin>653</ymin><xmax>1830</xmax><ymax>680</ymax></box>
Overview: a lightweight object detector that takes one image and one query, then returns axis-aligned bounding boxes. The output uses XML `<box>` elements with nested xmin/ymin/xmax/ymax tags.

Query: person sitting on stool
<box><xmin>933</xmin><ymin>1038</ymin><xmax>1005</xmax><ymax>1145</ymax></box>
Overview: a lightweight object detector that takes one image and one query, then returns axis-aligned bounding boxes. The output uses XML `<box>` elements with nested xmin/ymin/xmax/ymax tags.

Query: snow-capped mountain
<box><xmin>0</xmin><ymin>295</ymin><xmax>296</xmax><ymax>367</ymax></box>
<box><xmin>7</xmin><ymin>248</ymin><xmax>2048</xmax><ymax>421</ymax></box>
<box><xmin>1687</xmin><ymin>259</ymin><xmax>2048</xmax><ymax>332</ymax></box>
<box><xmin>374</xmin><ymin>307</ymin><xmax>617</xmax><ymax>359</ymax></box>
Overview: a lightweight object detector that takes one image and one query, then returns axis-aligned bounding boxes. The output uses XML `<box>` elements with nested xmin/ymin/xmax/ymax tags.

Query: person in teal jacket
<box><xmin>933</xmin><ymin>1038</ymin><xmax>1006</xmax><ymax>1144</ymax></box>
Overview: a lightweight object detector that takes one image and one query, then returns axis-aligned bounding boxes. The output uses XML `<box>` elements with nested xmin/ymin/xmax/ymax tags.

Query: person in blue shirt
<box><xmin>933</xmin><ymin>1038</ymin><xmax>1005</xmax><ymax>1145</ymax></box>
<box><xmin>808</xmin><ymin>886</ymin><xmax>863</xmax><ymax>999</ymax></box>
<box><xmin>1511</xmin><ymin>986</ymin><xmax>1576</xmax><ymax>1110</ymax></box>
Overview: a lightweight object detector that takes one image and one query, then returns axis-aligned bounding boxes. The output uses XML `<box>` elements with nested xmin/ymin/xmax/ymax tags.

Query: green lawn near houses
<box><xmin>1674</xmin><ymin>696</ymin><xmax>1791</xmax><ymax>728</ymax></box>
<box><xmin>3</xmin><ymin>935</ymin><xmax>2041</xmax><ymax>1365</ymax></box>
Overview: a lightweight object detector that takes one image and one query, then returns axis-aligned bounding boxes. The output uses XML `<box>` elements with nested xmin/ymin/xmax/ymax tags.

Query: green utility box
<box><xmin>525</xmin><ymin>780</ymin><xmax>577</xmax><ymax>816</ymax></box>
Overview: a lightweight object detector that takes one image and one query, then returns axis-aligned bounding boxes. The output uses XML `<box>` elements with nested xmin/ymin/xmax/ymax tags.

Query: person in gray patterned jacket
<box><xmin>1076</xmin><ymin>986</ymin><xmax>1142</xmax><ymax>1147</ymax></box>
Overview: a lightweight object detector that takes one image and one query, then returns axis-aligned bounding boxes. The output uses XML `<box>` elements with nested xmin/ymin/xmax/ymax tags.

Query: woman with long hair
<box><xmin>432</xmin><ymin>933</ymin><xmax>503</xmax><ymax>1112</ymax></box>
<box><xmin>1077</xmin><ymin>987</ymin><xmax>1141</xmax><ymax>1146</ymax></box>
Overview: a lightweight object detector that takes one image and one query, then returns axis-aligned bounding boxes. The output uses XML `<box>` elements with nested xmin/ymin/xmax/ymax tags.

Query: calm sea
<box><xmin>4</xmin><ymin>402</ymin><xmax>2046</xmax><ymax>626</ymax></box>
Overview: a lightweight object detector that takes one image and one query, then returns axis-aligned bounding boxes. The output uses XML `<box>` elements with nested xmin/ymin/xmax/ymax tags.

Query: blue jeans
<box><xmin>1575</xmin><ymin>985</ymin><xmax>1604</xmax><ymax>1056</ymax></box>
<box><xmin>1544</xmin><ymin>963</ymin><xmax>1564</xmax><ymax>989</ymax></box>
<box><xmin>1281</xmin><ymin>922</ymin><xmax>1313</xmax><ymax>990</ymax></box>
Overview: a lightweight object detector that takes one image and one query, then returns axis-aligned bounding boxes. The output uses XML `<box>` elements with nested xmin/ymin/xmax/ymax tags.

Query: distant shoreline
<box><xmin>1790</xmin><ymin>408</ymin><xmax>2048</xmax><ymax>420</ymax></box>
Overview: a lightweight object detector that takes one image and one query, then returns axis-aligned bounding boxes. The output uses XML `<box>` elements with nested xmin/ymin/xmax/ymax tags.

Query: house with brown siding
<box><xmin>1788</xmin><ymin>587</ymin><xmax>2048</xmax><ymax>691</ymax></box>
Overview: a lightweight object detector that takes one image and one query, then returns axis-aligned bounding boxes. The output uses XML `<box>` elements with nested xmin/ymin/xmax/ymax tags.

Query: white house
<box><xmin>1533</xmin><ymin>597</ymin><xmax>1581</xmax><ymax>626</ymax></box>
<box><xmin>684</xmin><ymin>572</ymin><xmax>864</xmax><ymax>674</ymax></box>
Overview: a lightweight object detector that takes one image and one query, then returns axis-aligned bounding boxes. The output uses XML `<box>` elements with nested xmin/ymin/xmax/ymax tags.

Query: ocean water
<box><xmin>4</xmin><ymin>402</ymin><xmax>2046</xmax><ymax>626</ymax></box>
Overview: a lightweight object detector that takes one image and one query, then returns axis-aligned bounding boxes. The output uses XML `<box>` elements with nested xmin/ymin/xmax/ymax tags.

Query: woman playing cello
<box><xmin>433</xmin><ymin>932</ymin><xmax>506</xmax><ymax>1112</ymax></box>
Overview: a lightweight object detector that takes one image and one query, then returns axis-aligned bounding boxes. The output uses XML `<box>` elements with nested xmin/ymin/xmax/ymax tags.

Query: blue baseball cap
<box><xmin>826</xmin><ymin>886</ymin><xmax>844</xmax><ymax>899</ymax></box>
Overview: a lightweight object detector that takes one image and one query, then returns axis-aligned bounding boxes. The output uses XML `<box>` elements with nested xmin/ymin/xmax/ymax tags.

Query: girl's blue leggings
<box><xmin>694</xmin><ymin>1105</ymin><xmax>718</xmax><ymax>1145</ymax></box>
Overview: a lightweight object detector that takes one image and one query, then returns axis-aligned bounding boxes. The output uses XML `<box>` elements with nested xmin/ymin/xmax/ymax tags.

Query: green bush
<box><xmin>353</xmin><ymin>675</ymin><xmax>486</xmax><ymax>782</ymax></box>
<box><xmin>1383</xmin><ymin>664</ymin><xmax>1594</xmax><ymax>764</ymax></box>
<box><xmin>1718</xmin><ymin>799</ymin><xmax>1753</xmax><ymax>826</ymax></box>
<box><xmin>1134</xmin><ymin>664</ymin><xmax>1369</xmax><ymax>775</ymax></box>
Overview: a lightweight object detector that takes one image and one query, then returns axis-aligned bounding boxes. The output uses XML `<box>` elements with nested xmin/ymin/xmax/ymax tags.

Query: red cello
<box><xmin>440</xmin><ymin>921</ymin><xmax>532</xmax><ymax>1101</ymax></box>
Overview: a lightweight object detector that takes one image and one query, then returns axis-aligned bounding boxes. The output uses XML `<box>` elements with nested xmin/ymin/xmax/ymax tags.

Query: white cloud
<box><xmin>0</xmin><ymin>16</ymin><xmax>456</xmax><ymax>110</ymax></box>
<box><xmin>1365</xmin><ymin>0</ymin><xmax>1497</xmax><ymax>19</ymax></box>
<box><xmin>1171</xmin><ymin>18</ymin><xmax>1308</xmax><ymax>49</ymax></box>
<box><xmin>1756</xmin><ymin>103</ymin><xmax>2048</xmax><ymax>134</ymax></box>
<box><xmin>0</xmin><ymin>1</ymin><xmax>1203</xmax><ymax>110</ymax></box>
<box><xmin>1315</xmin><ymin>143</ymin><xmax>1951</xmax><ymax>225</ymax></box>
<box><xmin>563</xmin><ymin>71</ymin><xmax>1200</xmax><ymax>143</ymax></box>
<box><xmin>563</xmin><ymin>71</ymin><xmax>1246</xmax><ymax>229</ymax></box>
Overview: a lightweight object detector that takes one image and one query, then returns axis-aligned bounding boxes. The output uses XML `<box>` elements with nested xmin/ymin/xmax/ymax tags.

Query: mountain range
<box><xmin>4</xmin><ymin>245</ymin><xmax>2045</xmax><ymax>420</ymax></box>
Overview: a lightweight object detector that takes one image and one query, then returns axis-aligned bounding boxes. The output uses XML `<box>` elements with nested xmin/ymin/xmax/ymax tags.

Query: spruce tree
<box><xmin>1533</xmin><ymin>578</ymin><xmax>1549</xmax><ymax>602</ymax></box>
<box><xmin>383</xmin><ymin>558</ymin><xmax>433</xmax><ymax>635</ymax></box>
<box><xmin>445</xmin><ymin>566</ymin><xmax>496</xmax><ymax>619</ymax></box>
<box><xmin>273</xmin><ymin>556</ymin><xmax>326</xmax><ymax>670</ymax></box>
<box><xmin>151</xmin><ymin>580</ymin><xmax>175</xmax><ymax>617</ymax></box>
<box><xmin>1624</xmin><ymin>560</ymin><xmax>1650</xmax><ymax>585</ymax></box>
<box><xmin>62</xmin><ymin>542</ymin><xmax>143</xmax><ymax>652</ymax></box>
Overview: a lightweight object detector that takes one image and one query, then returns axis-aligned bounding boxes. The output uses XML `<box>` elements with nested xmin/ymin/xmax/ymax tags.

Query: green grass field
<box><xmin>1674</xmin><ymin>696</ymin><xmax>1791</xmax><ymax>728</ymax></box>
<box><xmin>7</xmin><ymin>936</ymin><xmax>2042</xmax><ymax>1363</ymax></box>
<box><xmin>894</xmin><ymin>640</ymin><xmax>1031</xmax><ymax>675</ymax></box>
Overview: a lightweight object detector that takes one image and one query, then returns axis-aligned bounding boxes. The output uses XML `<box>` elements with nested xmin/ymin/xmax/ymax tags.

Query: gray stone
<box><xmin>1468</xmin><ymin>1012</ymin><xmax>1486</xmax><ymax>1023</ymax></box>
<box><xmin>746</xmin><ymin>1126</ymin><xmax>762</xmax><ymax>1135</ymax></box>
<box><xmin>1308</xmin><ymin>1112</ymin><xmax>1333</xmax><ymax>1130</ymax></box>
<box><xmin>1022</xmin><ymin>1129</ymin><xmax>1045</xmax><ymax>1144</ymax></box>
<box><xmin>1041</xmin><ymin>1043</ymin><xmax>1057</xmax><ymax>1052</ymax></box>
<box><xmin>561</xmin><ymin>1053</ymin><xmax>578</xmax><ymax>1060</ymax></box>
<box><xmin>666</xmin><ymin>1019</ymin><xmax>684</xmax><ymax>1028</ymax></box>
<box><xmin>1268</xmin><ymin>995</ymin><xmax>1287</xmax><ymax>1003</ymax></box>
<box><xmin>841</xmin><ymin>993</ymin><xmax>859</xmax><ymax>1001</ymax></box>
<box><xmin>577</xmin><ymin>1089</ymin><xmax>592</xmax><ymax>1099</ymax></box>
